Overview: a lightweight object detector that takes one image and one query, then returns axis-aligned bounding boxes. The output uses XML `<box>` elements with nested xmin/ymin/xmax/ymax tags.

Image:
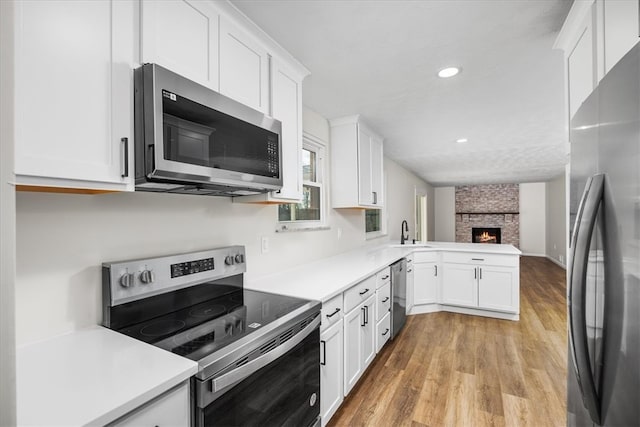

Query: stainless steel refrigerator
<box><xmin>567</xmin><ymin>43</ymin><xmax>640</xmax><ymax>426</ymax></box>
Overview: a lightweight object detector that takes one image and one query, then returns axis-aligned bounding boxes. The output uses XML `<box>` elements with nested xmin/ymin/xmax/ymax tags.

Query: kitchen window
<box><xmin>278</xmin><ymin>137</ymin><xmax>326</xmax><ymax>230</ymax></box>
<box><xmin>365</xmin><ymin>176</ymin><xmax>387</xmax><ymax>238</ymax></box>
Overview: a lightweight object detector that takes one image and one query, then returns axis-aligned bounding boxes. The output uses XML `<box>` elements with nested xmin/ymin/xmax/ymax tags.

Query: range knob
<box><xmin>224</xmin><ymin>255</ymin><xmax>235</xmax><ymax>266</ymax></box>
<box><xmin>140</xmin><ymin>269</ymin><xmax>155</xmax><ymax>284</ymax></box>
<box><xmin>235</xmin><ymin>254</ymin><xmax>244</xmax><ymax>264</ymax></box>
<box><xmin>119</xmin><ymin>273</ymin><xmax>134</xmax><ymax>288</ymax></box>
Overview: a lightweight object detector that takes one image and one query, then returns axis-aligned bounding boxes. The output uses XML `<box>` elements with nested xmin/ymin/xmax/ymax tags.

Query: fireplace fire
<box><xmin>472</xmin><ymin>227</ymin><xmax>501</xmax><ymax>244</ymax></box>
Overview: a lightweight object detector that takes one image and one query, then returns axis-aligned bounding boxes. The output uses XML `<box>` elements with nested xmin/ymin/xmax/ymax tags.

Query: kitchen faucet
<box><xmin>401</xmin><ymin>220</ymin><xmax>409</xmax><ymax>245</ymax></box>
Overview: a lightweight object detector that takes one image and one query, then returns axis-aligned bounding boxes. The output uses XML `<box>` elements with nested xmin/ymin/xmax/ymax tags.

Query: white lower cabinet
<box><xmin>110</xmin><ymin>380</ymin><xmax>190</xmax><ymax>426</ymax></box>
<box><xmin>320</xmin><ymin>319</ymin><xmax>343</xmax><ymax>427</ymax></box>
<box><xmin>375</xmin><ymin>312</ymin><xmax>391</xmax><ymax>353</ymax></box>
<box><xmin>441</xmin><ymin>262</ymin><xmax>478</xmax><ymax>308</ymax></box>
<box><xmin>343</xmin><ymin>293</ymin><xmax>375</xmax><ymax>395</ymax></box>
<box><xmin>441</xmin><ymin>252</ymin><xmax>519</xmax><ymax>314</ymax></box>
<box><xmin>413</xmin><ymin>261</ymin><xmax>439</xmax><ymax>305</ymax></box>
<box><xmin>406</xmin><ymin>257</ymin><xmax>414</xmax><ymax>312</ymax></box>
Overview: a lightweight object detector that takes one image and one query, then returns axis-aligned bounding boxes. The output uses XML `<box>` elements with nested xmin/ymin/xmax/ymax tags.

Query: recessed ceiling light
<box><xmin>438</xmin><ymin>67</ymin><xmax>461</xmax><ymax>78</ymax></box>
<box><xmin>456</xmin><ymin>138</ymin><xmax>468</xmax><ymax>143</ymax></box>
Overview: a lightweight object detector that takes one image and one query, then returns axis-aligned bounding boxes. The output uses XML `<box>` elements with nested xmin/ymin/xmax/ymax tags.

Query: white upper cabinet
<box><xmin>140</xmin><ymin>0</ymin><xmax>219</xmax><ymax>90</ymax></box>
<box><xmin>556</xmin><ymin>0</ymin><xmax>640</xmax><ymax>120</ymax></box>
<box><xmin>236</xmin><ymin>56</ymin><xmax>306</xmax><ymax>203</ymax></box>
<box><xmin>602</xmin><ymin>0</ymin><xmax>640</xmax><ymax>74</ymax></box>
<box><xmin>219</xmin><ymin>15</ymin><xmax>269</xmax><ymax>113</ymax></box>
<box><xmin>330</xmin><ymin>116</ymin><xmax>384</xmax><ymax>209</ymax></box>
<box><xmin>14</xmin><ymin>0</ymin><xmax>136</xmax><ymax>191</ymax></box>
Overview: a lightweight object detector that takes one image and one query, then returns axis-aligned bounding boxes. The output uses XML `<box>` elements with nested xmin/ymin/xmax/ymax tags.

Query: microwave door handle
<box><xmin>211</xmin><ymin>315</ymin><xmax>320</xmax><ymax>394</ymax></box>
<box><xmin>568</xmin><ymin>174</ymin><xmax>604</xmax><ymax>425</ymax></box>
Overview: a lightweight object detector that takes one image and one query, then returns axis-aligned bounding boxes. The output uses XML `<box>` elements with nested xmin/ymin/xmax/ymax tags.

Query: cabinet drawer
<box><xmin>344</xmin><ymin>276</ymin><xmax>375</xmax><ymax>313</ymax></box>
<box><xmin>376</xmin><ymin>282</ymin><xmax>391</xmax><ymax>322</ymax></box>
<box><xmin>413</xmin><ymin>251</ymin><xmax>438</xmax><ymax>263</ymax></box>
<box><xmin>375</xmin><ymin>267</ymin><xmax>391</xmax><ymax>289</ymax></box>
<box><xmin>111</xmin><ymin>380</ymin><xmax>190</xmax><ymax>426</ymax></box>
<box><xmin>321</xmin><ymin>293</ymin><xmax>344</xmax><ymax>332</ymax></box>
<box><xmin>441</xmin><ymin>252</ymin><xmax>518</xmax><ymax>267</ymax></box>
<box><xmin>376</xmin><ymin>312</ymin><xmax>391</xmax><ymax>353</ymax></box>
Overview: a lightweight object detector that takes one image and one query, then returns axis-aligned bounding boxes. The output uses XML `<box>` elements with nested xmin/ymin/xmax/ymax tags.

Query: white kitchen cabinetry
<box><xmin>219</xmin><ymin>15</ymin><xmax>269</xmax><ymax>113</ymax></box>
<box><xmin>14</xmin><ymin>0</ymin><xmax>135</xmax><ymax>192</ymax></box>
<box><xmin>343</xmin><ymin>293</ymin><xmax>375</xmax><ymax>395</ymax></box>
<box><xmin>330</xmin><ymin>116</ymin><xmax>384</xmax><ymax>209</ymax></box>
<box><xmin>413</xmin><ymin>252</ymin><xmax>439</xmax><ymax>306</ymax></box>
<box><xmin>406</xmin><ymin>256</ymin><xmax>415</xmax><ymax>313</ymax></box>
<box><xmin>441</xmin><ymin>252</ymin><xmax>519</xmax><ymax>314</ymax></box>
<box><xmin>140</xmin><ymin>0</ymin><xmax>219</xmax><ymax>90</ymax></box>
<box><xmin>602</xmin><ymin>0</ymin><xmax>640</xmax><ymax>75</ymax></box>
<box><xmin>236</xmin><ymin>56</ymin><xmax>306</xmax><ymax>203</ymax></box>
<box><xmin>111</xmin><ymin>380</ymin><xmax>190</xmax><ymax>426</ymax></box>
<box><xmin>375</xmin><ymin>312</ymin><xmax>391</xmax><ymax>353</ymax></box>
<box><xmin>556</xmin><ymin>0</ymin><xmax>640</xmax><ymax>120</ymax></box>
<box><xmin>320</xmin><ymin>319</ymin><xmax>343</xmax><ymax>427</ymax></box>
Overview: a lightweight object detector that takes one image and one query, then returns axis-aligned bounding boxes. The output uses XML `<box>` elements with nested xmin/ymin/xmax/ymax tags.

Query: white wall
<box><xmin>0</xmin><ymin>0</ymin><xmax>17</xmax><ymax>423</ymax></box>
<box><xmin>519</xmin><ymin>182</ymin><xmax>547</xmax><ymax>255</ymax></box>
<box><xmin>546</xmin><ymin>173</ymin><xmax>567</xmax><ymax>266</ymax></box>
<box><xmin>14</xmin><ymin>107</ymin><xmax>430</xmax><ymax>346</ymax></box>
<box><xmin>384</xmin><ymin>158</ymin><xmax>433</xmax><ymax>243</ymax></box>
<box><xmin>434</xmin><ymin>187</ymin><xmax>455</xmax><ymax>241</ymax></box>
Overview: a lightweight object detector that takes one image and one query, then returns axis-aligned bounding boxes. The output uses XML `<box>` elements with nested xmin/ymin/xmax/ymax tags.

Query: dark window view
<box><xmin>162</xmin><ymin>90</ymin><xmax>279</xmax><ymax>178</ymax></box>
<box><xmin>365</xmin><ymin>209</ymin><xmax>381</xmax><ymax>233</ymax></box>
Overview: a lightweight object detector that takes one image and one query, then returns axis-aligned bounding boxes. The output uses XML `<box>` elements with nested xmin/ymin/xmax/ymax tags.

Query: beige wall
<box><xmin>545</xmin><ymin>173</ymin><xmax>567</xmax><ymax>266</ymax></box>
<box><xmin>519</xmin><ymin>182</ymin><xmax>547</xmax><ymax>255</ymax></box>
<box><xmin>14</xmin><ymin>107</ymin><xmax>430</xmax><ymax>346</ymax></box>
<box><xmin>434</xmin><ymin>187</ymin><xmax>455</xmax><ymax>241</ymax></box>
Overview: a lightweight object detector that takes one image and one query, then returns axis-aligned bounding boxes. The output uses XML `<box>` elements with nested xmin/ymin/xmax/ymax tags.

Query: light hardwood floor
<box><xmin>328</xmin><ymin>256</ymin><xmax>568</xmax><ymax>427</ymax></box>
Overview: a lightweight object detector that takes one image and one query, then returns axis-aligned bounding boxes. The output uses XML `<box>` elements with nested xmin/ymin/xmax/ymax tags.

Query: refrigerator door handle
<box><xmin>568</xmin><ymin>173</ymin><xmax>604</xmax><ymax>425</ymax></box>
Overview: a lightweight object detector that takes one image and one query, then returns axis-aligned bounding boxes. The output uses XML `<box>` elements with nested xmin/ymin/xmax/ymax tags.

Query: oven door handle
<box><xmin>211</xmin><ymin>315</ymin><xmax>321</xmax><ymax>394</ymax></box>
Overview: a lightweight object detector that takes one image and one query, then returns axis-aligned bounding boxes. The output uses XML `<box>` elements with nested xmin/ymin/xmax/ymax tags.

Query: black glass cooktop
<box><xmin>115</xmin><ymin>284</ymin><xmax>309</xmax><ymax>362</ymax></box>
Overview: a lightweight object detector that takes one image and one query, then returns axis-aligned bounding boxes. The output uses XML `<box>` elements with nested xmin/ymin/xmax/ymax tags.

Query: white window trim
<box><xmin>365</xmin><ymin>174</ymin><xmax>388</xmax><ymax>239</ymax></box>
<box><xmin>277</xmin><ymin>133</ymin><xmax>328</xmax><ymax>232</ymax></box>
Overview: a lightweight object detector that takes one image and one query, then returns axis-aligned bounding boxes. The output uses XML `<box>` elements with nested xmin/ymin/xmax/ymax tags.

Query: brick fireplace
<box><xmin>455</xmin><ymin>184</ymin><xmax>520</xmax><ymax>247</ymax></box>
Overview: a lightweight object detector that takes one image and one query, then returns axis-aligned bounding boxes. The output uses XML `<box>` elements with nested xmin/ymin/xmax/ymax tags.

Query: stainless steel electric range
<box><xmin>102</xmin><ymin>246</ymin><xmax>321</xmax><ymax>427</ymax></box>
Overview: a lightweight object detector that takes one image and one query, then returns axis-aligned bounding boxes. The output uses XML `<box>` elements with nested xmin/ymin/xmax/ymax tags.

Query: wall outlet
<box><xmin>337</xmin><ymin>227</ymin><xmax>342</xmax><ymax>240</ymax></box>
<box><xmin>559</xmin><ymin>254</ymin><xmax>564</xmax><ymax>263</ymax></box>
<box><xmin>261</xmin><ymin>236</ymin><xmax>269</xmax><ymax>254</ymax></box>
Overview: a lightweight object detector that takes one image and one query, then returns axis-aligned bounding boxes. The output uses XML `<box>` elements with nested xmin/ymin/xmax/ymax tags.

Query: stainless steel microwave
<box><xmin>133</xmin><ymin>63</ymin><xmax>282</xmax><ymax>196</ymax></box>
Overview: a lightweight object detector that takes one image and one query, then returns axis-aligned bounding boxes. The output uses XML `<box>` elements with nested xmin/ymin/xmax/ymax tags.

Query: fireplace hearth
<box><xmin>472</xmin><ymin>227</ymin><xmax>501</xmax><ymax>244</ymax></box>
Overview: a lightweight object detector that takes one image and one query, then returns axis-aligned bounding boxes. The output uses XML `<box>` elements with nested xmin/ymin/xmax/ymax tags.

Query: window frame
<box><xmin>277</xmin><ymin>134</ymin><xmax>328</xmax><ymax>231</ymax></box>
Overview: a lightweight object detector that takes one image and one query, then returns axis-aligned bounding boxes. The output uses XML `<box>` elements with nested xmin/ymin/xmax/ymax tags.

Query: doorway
<box><xmin>415</xmin><ymin>188</ymin><xmax>428</xmax><ymax>242</ymax></box>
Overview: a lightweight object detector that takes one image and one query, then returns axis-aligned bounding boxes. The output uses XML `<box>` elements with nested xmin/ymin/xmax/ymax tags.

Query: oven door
<box><xmin>194</xmin><ymin>317</ymin><xmax>320</xmax><ymax>427</ymax></box>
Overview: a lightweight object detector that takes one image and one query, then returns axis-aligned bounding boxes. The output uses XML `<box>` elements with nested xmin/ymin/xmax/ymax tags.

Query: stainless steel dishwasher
<box><xmin>390</xmin><ymin>258</ymin><xmax>407</xmax><ymax>339</ymax></box>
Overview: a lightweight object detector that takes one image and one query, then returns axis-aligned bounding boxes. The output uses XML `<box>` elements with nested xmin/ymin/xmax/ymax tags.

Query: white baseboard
<box><xmin>408</xmin><ymin>303</ymin><xmax>519</xmax><ymax>321</ymax></box>
<box><xmin>521</xmin><ymin>252</ymin><xmax>546</xmax><ymax>257</ymax></box>
<box><xmin>546</xmin><ymin>255</ymin><xmax>567</xmax><ymax>269</ymax></box>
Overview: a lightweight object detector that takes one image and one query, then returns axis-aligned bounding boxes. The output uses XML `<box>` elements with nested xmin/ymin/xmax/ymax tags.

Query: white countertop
<box><xmin>246</xmin><ymin>242</ymin><xmax>521</xmax><ymax>303</ymax></box>
<box><xmin>17</xmin><ymin>326</ymin><xmax>198</xmax><ymax>426</ymax></box>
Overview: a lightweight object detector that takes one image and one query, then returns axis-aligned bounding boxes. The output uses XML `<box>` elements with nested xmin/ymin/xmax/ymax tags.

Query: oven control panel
<box><xmin>103</xmin><ymin>246</ymin><xmax>246</xmax><ymax>306</ymax></box>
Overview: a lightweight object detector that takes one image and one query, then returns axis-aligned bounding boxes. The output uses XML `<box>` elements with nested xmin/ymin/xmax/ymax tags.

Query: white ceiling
<box><xmin>231</xmin><ymin>0</ymin><xmax>573</xmax><ymax>186</ymax></box>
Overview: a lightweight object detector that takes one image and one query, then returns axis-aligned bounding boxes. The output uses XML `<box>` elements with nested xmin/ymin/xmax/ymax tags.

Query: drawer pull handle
<box><xmin>382</xmin><ymin>328</ymin><xmax>390</xmax><ymax>336</ymax></box>
<box><xmin>326</xmin><ymin>308</ymin><xmax>341</xmax><ymax>318</ymax></box>
<box><xmin>382</xmin><ymin>297</ymin><xmax>390</xmax><ymax>303</ymax></box>
<box><xmin>381</xmin><ymin>275</ymin><xmax>389</xmax><ymax>280</ymax></box>
<box><xmin>479</xmin><ymin>267</ymin><xmax>482</xmax><ymax>280</ymax></box>
<box><xmin>407</xmin><ymin>259</ymin><xmax>413</xmax><ymax>263</ymax></box>
<box><xmin>359</xmin><ymin>288</ymin><xmax>370</xmax><ymax>295</ymax></box>
<box><xmin>471</xmin><ymin>258</ymin><xmax>485</xmax><ymax>261</ymax></box>
<box><xmin>407</xmin><ymin>268</ymin><xmax>413</xmax><ymax>273</ymax></box>
<box><xmin>434</xmin><ymin>265</ymin><xmax>438</xmax><ymax>276</ymax></box>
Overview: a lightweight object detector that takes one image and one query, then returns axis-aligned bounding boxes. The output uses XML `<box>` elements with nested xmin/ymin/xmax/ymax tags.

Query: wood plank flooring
<box><xmin>328</xmin><ymin>256</ymin><xmax>567</xmax><ymax>427</ymax></box>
